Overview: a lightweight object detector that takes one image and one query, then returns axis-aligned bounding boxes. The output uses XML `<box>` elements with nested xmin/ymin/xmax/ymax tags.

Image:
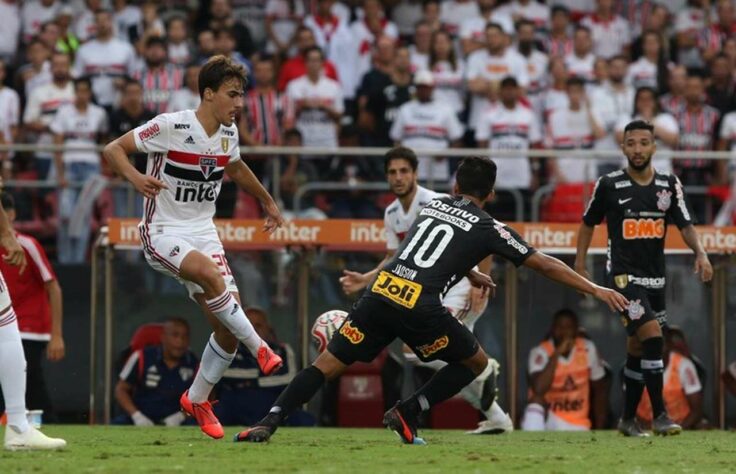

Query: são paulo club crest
<box><xmin>656</xmin><ymin>190</ymin><xmax>672</xmax><ymax>212</ymax></box>
<box><xmin>199</xmin><ymin>157</ymin><xmax>217</xmax><ymax>178</ymax></box>
<box><xmin>628</xmin><ymin>299</ymin><xmax>645</xmax><ymax>320</ymax></box>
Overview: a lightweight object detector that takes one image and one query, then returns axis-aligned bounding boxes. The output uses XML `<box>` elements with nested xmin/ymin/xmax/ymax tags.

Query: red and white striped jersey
<box><xmin>580</xmin><ymin>14</ymin><xmax>632</xmax><ymax>59</ymax></box>
<box><xmin>544</xmin><ymin>35</ymin><xmax>574</xmax><ymax>57</ymax></box>
<box><xmin>133</xmin><ymin>109</ymin><xmax>241</xmax><ymax>233</ymax></box>
<box><xmin>429</xmin><ymin>60</ymin><xmax>466</xmax><ymax>114</ymax></box>
<box><xmin>475</xmin><ymin>102</ymin><xmax>542</xmax><ymax>189</ymax></box>
<box><xmin>133</xmin><ymin>64</ymin><xmax>185</xmax><ymax>115</ymax></box>
<box><xmin>244</xmin><ymin>89</ymin><xmax>288</xmax><ymax>145</ymax></box>
<box><xmin>0</xmin><ymin>232</ymin><xmax>56</xmax><ymax>340</ymax></box>
<box><xmin>439</xmin><ymin>0</ymin><xmax>480</xmax><ymax>36</ymax></box>
<box><xmin>384</xmin><ymin>186</ymin><xmax>445</xmax><ymax>251</ymax></box>
<box><xmin>22</xmin><ymin>81</ymin><xmax>74</xmax><ymax>158</ymax></box>
<box><xmin>676</xmin><ymin>105</ymin><xmax>721</xmax><ymax>168</ymax></box>
<box><xmin>547</xmin><ymin>107</ymin><xmax>598</xmax><ymax>182</ymax></box>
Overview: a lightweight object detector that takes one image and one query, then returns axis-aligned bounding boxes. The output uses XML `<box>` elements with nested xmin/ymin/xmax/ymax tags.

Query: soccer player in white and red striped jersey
<box><xmin>0</xmin><ymin>197</ymin><xmax>66</xmax><ymax>451</ymax></box>
<box><xmin>103</xmin><ymin>55</ymin><xmax>285</xmax><ymax>440</ymax></box>
<box><xmin>0</xmin><ymin>194</ymin><xmax>65</xmax><ymax>421</ymax></box>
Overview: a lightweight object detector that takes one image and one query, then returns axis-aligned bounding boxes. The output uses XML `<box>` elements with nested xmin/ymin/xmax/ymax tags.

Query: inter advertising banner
<box><xmin>106</xmin><ymin>219</ymin><xmax>736</xmax><ymax>254</ymax></box>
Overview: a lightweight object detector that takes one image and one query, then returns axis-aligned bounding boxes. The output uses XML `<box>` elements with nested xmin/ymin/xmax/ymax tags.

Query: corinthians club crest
<box><xmin>199</xmin><ymin>157</ymin><xmax>217</xmax><ymax>178</ymax></box>
<box><xmin>656</xmin><ymin>190</ymin><xmax>672</xmax><ymax>212</ymax></box>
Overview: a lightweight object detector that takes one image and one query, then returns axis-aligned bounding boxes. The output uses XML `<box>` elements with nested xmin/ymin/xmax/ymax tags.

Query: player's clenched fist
<box><xmin>592</xmin><ymin>285</ymin><xmax>629</xmax><ymax>313</ymax></box>
<box><xmin>132</xmin><ymin>173</ymin><xmax>168</xmax><ymax>199</ymax></box>
<box><xmin>694</xmin><ymin>253</ymin><xmax>713</xmax><ymax>283</ymax></box>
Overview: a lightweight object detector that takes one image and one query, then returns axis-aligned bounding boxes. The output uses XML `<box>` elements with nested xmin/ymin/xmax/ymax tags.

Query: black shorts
<box><xmin>610</xmin><ymin>275</ymin><xmax>667</xmax><ymax>337</ymax></box>
<box><xmin>327</xmin><ymin>295</ymin><xmax>480</xmax><ymax>365</ymax></box>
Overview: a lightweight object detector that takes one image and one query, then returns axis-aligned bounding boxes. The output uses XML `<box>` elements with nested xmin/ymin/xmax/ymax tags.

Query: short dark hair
<box><xmin>122</xmin><ymin>76</ymin><xmax>142</xmax><ymax>89</ymax></box>
<box><xmin>574</xmin><ymin>25</ymin><xmax>591</xmax><ymax>36</ymax></box>
<box><xmin>198</xmin><ymin>54</ymin><xmax>247</xmax><ymax>98</ymax></box>
<box><xmin>515</xmin><ymin>18</ymin><xmax>535</xmax><ymax>32</ymax></box>
<box><xmin>500</xmin><ymin>76</ymin><xmax>518</xmax><ymax>88</ymax></box>
<box><xmin>566</xmin><ymin>76</ymin><xmax>586</xmax><ymax>88</ymax></box>
<box><xmin>624</xmin><ymin>119</ymin><xmax>655</xmax><ymax>136</ymax></box>
<box><xmin>384</xmin><ymin>146</ymin><xmax>418</xmax><ymax>174</ymax></box>
<box><xmin>74</xmin><ymin>76</ymin><xmax>92</xmax><ymax>89</ymax></box>
<box><xmin>0</xmin><ymin>192</ymin><xmax>14</xmax><ymax>211</ymax></box>
<box><xmin>145</xmin><ymin>35</ymin><xmax>167</xmax><ymax>49</ymax></box>
<box><xmin>455</xmin><ymin>157</ymin><xmax>497</xmax><ymax>199</ymax></box>
<box><xmin>283</xmin><ymin>128</ymin><xmax>303</xmax><ymax>142</ymax></box>
<box><xmin>303</xmin><ymin>46</ymin><xmax>324</xmax><ymax>60</ymax></box>
<box><xmin>551</xmin><ymin>5</ymin><xmax>570</xmax><ymax>16</ymax></box>
<box><xmin>485</xmin><ymin>22</ymin><xmax>504</xmax><ymax>33</ymax></box>
<box><xmin>165</xmin><ymin>316</ymin><xmax>189</xmax><ymax>328</ymax></box>
<box><xmin>553</xmin><ymin>308</ymin><xmax>578</xmax><ymax>326</ymax></box>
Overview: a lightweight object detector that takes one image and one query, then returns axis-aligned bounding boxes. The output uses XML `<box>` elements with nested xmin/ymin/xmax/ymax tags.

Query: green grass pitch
<box><xmin>2</xmin><ymin>426</ymin><xmax>734</xmax><ymax>473</ymax></box>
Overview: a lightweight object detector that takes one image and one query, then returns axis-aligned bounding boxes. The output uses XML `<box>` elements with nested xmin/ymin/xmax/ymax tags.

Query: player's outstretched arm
<box><xmin>103</xmin><ymin>132</ymin><xmax>167</xmax><ymax>199</ymax></box>
<box><xmin>225</xmin><ymin>160</ymin><xmax>284</xmax><ymax>233</ymax></box>
<box><xmin>573</xmin><ymin>223</ymin><xmax>595</xmax><ymax>280</ymax></box>
<box><xmin>679</xmin><ymin>225</ymin><xmax>713</xmax><ymax>282</ymax></box>
<box><xmin>523</xmin><ymin>252</ymin><xmax>628</xmax><ymax>312</ymax></box>
<box><xmin>339</xmin><ymin>251</ymin><xmax>395</xmax><ymax>295</ymax></box>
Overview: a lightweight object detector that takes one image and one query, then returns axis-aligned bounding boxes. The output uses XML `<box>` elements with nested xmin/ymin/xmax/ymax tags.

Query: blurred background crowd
<box><xmin>1</xmin><ymin>0</ymin><xmax>736</xmax><ymax>261</ymax></box>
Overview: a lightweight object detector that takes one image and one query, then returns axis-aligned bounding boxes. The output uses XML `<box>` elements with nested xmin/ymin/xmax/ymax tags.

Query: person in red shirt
<box><xmin>0</xmin><ymin>193</ymin><xmax>64</xmax><ymax>420</ymax></box>
<box><xmin>276</xmin><ymin>26</ymin><xmax>339</xmax><ymax>92</ymax></box>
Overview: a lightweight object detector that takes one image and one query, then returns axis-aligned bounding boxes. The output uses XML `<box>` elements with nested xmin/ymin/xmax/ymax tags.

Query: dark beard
<box><xmin>393</xmin><ymin>182</ymin><xmax>415</xmax><ymax>198</ymax></box>
<box><xmin>627</xmin><ymin>155</ymin><xmax>652</xmax><ymax>171</ymax></box>
<box><xmin>519</xmin><ymin>41</ymin><xmax>534</xmax><ymax>56</ymax></box>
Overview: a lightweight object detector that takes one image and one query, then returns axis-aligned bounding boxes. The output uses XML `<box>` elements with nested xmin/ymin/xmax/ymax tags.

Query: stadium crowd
<box><xmin>0</xmin><ymin>0</ymin><xmax>736</xmax><ymax>260</ymax></box>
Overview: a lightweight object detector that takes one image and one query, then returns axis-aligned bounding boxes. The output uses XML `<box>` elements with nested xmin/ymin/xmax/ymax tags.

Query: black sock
<box><xmin>641</xmin><ymin>337</ymin><xmax>666</xmax><ymax>418</ymax></box>
<box><xmin>622</xmin><ymin>354</ymin><xmax>645</xmax><ymax>420</ymax></box>
<box><xmin>265</xmin><ymin>366</ymin><xmax>325</xmax><ymax>426</ymax></box>
<box><xmin>401</xmin><ymin>363</ymin><xmax>477</xmax><ymax>419</ymax></box>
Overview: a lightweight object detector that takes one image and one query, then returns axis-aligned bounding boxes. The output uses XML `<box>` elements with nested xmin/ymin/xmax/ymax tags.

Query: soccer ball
<box><xmin>311</xmin><ymin>310</ymin><xmax>348</xmax><ymax>354</ymax></box>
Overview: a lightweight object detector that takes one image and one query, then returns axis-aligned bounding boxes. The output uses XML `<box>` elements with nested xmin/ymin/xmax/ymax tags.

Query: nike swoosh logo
<box><xmin>618</xmin><ymin>198</ymin><xmax>632</xmax><ymax>204</ymax></box>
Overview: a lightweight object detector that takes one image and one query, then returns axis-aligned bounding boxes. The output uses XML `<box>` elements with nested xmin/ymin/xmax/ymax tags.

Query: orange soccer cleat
<box><xmin>180</xmin><ymin>391</ymin><xmax>224</xmax><ymax>439</ymax></box>
<box><xmin>257</xmin><ymin>344</ymin><xmax>283</xmax><ymax>375</ymax></box>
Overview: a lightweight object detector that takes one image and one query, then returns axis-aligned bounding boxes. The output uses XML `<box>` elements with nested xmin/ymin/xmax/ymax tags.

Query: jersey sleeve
<box><xmin>668</xmin><ymin>174</ymin><xmax>695</xmax><ymax>227</ymax></box>
<box><xmin>133</xmin><ymin>114</ymin><xmax>170</xmax><ymax>154</ymax></box>
<box><xmin>585</xmin><ymin>339</ymin><xmax>606</xmax><ymax>382</ymax></box>
<box><xmin>528</xmin><ymin>345</ymin><xmax>549</xmax><ymax>375</ymax></box>
<box><xmin>384</xmin><ymin>210</ymin><xmax>400</xmax><ymax>251</ymax></box>
<box><xmin>678</xmin><ymin>357</ymin><xmax>702</xmax><ymax>395</ymax></box>
<box><xmin>119</xmin><ymin>350</ymin><xmax>142</xmax><ymax>384</ymax></box>
<box><xmin>19</xmin><ymin>235</ymin><xmax>56</xmax><ymax>283</ymax></box>
<box><xmin>486</xmin><ymin>220</ymin><xmax>536</xmax><ymax>267</ymax></box>
<box><xmin>582</xmin><ymin>177</ymin><xmax>608</xmax><ymax>226</ymax></box>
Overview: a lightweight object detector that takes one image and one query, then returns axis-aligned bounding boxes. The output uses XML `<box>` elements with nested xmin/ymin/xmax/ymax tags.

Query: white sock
<box><xmin>521</xmin><ymin>403</ymin><xmax>546</xmax><ymax>431</ymax></box>
<box><xmin>188</xmin><ymin>333</ymin><xmax>236</xmax><ymax>403</ymax></box>
<box><xmin>205</xmin><ymin>291</ymin><xmax>263</xmax><ymax>356</ymax></box>
<box><xmin>0</xmin><ymin>310</ymin><xmax>29</xmax><ymax>433</ymax></box>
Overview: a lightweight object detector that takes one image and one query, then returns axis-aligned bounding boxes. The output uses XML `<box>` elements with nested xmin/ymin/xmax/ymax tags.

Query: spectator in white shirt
<box><xmin>564</xmin><ymin>25</ymin><xmax>596</xmax><ymax>83</ymax></box>
<box><xmin>73</xmin><ymin>9</ymin><xmax>137</xmax><ymax>109</ymax></box>
<box><xmin>22</xmin><ymin>52</ymin><xmax>75</xmax><ymax>181</ymax></box>
<box><xmin>167</xmin><ymin>64</ymin><xmax>201</xmax><ymax>113</ymax></box>
<box><xmin>50</xmin><ymin>77</ymin><xmax>108</xmax><ymax>263</ymax></box>
<box><xmin>476</xmin><ymin>76</ymin><xmax>542</xmax><ymax>219</ymax></box>
<box><xmin>390</xmin><ymin>70</ymin><xmax>463</xmax><ymax>182</ymax></box>
<box><xmin>285</xmin><ymin>46</ymin><xmax>344</xmax><ymax>151</ymax></box>
<box><xmin>0</xmin><ymin>0</ymin><xmax>21</xmax><ymax>64</ymax></box>
<box><xmin>516</xmin><ymin>19</ymin><xmax>549</xmax><ymax>117</ymax></box>
<box><xmin>409</xmin><ymin>20</ymin><xmax>432</xmax><ymax>73</ymax></box>
<box><xmin>421</xmin><ymin>0</ymin><xmax>442</xmax><ymax>33</ymax></box>
<box><xmin>350</xmin><ymin>0</ymin><xmax>399</xmax><ymax>96</ymax></box>
<box><xmin>16</xmin><ymin>38</ymin><xmax>52</xmax><ymax>100</ymax></box>
<box><xmin>428</xmin><ymin>29</ymin><xmax>466</xmax><ymax>116</ymax></box>
<box><xmin>541</xmin><ymin>56</ymin><xmax>570</xmax><ymax>123</ymax></box>
<box><xmin>580</xmin><ymin>0</ymin><xmax>631</xmax><ymax>59</ymax></box>
<box><xmin>113</xmin><ymin>0</ymin><xmax>143</xmax><ymax>44</ymax></box>
<box><xmin>615</xmin><ymin>87</ymin><xmax>679</xmax><ymax>175</ymax></box>
<box><xmin>264</xmin><ymin>0</ymin><xmax>305</xmax><ymax>58</ymax></box>
<box><xmin>74</xmin><ymin>0</ymin><xmax>102</xmax><ymax>43</ymax></box>
<box><xmin>166</xmin><ymin>15</ymin><xmax>194</xmax><ymax>66</ymax></box>
<box><xmin>589</xmin><ymin>55</ymin><xmax>635</xmax><ymax>173</ymax></box>
<box><xmin>547</xmin><ymin>77</ymin><xmax>606</xmax><ymax>183</ymax></box>
<box><xmin>627</xmin><ymin>30</ymin><xmax>671</xmax><ymax>92</ymax></box>
<box><xmin>439</xmin><ymin>0</ymin><xmax>479</xmax><ymax>37</ymax></box>
<box><xmin>466</xmin><ymin>22</ymin><xmax>529</xmax><ymax>134</ymax></box>
<box><xmin>21</xmin><ymin>0</ymin><xmax>60</xmax><ymax>45</ymax></box>
<box><xmin>459</xmin><ymin>0</ymin><xmax>514</xmax><ymax>57</ymax></box>
<box><xmin>496</xmin><ymin>0</ymin><xmax>551</xmax><ymax>39</ymax></box>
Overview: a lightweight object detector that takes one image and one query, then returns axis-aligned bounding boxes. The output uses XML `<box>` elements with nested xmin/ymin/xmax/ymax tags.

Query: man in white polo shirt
<box><xmin>390</xmin><ymin>70</ymin><xmax>463</xmax><ymax>182</ymax></box>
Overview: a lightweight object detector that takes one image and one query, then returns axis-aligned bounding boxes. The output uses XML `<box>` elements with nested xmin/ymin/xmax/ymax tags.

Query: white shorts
<box><xmin>442</xmin><ymin>267</ymin><xmax>486</xmax><ymax>331</ymax></box>
<box><xmin>0</xmin><ymin>270</ymin><xmax>11</xmax><ymax>311</ymax></box>
<box><xmin>139</xmin><ymin>226</ymin><xmax>238</xmax><ymax>299</ymax></box>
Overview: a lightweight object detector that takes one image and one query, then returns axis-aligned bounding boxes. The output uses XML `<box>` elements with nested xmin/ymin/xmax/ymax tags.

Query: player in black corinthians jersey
<box><xmin>236</xmin><ymin>157</ymin><xmax>628</xmax><ymax>445</ymax></box>
<box><xmin>575</xmin><ymin>120</ymin><xmax>713</xmax><ymax>437</ymax></box>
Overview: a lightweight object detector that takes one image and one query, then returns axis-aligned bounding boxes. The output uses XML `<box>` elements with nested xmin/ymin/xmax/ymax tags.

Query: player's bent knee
<box><xmin>463</xmin><ymin>348</ymin><xmax>488</xmax><ymax>376</ymax></box>
<box><xmin>636</xmin><ymin>319</ymin><xmax>662</xmax><ymax>341</ymax></box>
<box><xmin>313</xmin><ymin>350</ymin><xmax>348</xmax><ymax>381</ymax></box>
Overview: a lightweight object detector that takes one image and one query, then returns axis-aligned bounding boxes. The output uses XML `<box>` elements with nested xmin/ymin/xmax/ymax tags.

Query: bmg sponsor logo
<box><xmin>371</xmin><ymin>271</ymin><xmax>422</xmax><ymax>309</ymax></box>
<box><xmin>622</xmin><ymin>218</ymin><xmax>665</xmax><ymax>239</ymax></box>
